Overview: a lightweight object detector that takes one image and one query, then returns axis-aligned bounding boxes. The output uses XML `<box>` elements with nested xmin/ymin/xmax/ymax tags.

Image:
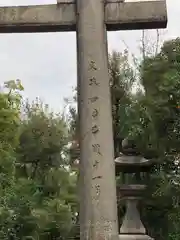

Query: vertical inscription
<box><xmin>91</xmin><ymin>125</ymin><xmax>99</xmax><ymax>134</ymax></box>
<box><xmin>92</xmin><ymin>109</ymin><xmax>98</xmax><ymax>118</ymax></box>
<box><xmin>88</xmin><ymin>96</ymin><xmax>99</xmax><ymax>103</ymax></box>
<box><xmin>92</xmin><ymin>183</ymin><xmax>101</xmax><ymax>201</ymax></box>
<box><xmin>89</xmin><ymin>77</ymin><xmax>99</xmax><ymax>86</ymax></box>
<box><xmin>0</xmin><ymin>8</ymin><xmax>5</xmax><ymax>21</ymax></box>
<box><xmin>95</xmin><ymin>184</ymin><xmax>100</xmax><ymax>195</ymax></box>
<box><xmin>93</xmin><ymin>159</ymin><xmax>99</xmax><ymax>168</ymax></box>
<box><xmin>92</xmin><ymin>176</ymin><xmax>102</xmax><ymax>180</ymax></box>
<box><xmin>89</xmin><ymin>60</ymin><xmax>98</xmax><ymax>71</ymax></box>
<box><xmin>1</xmin><ymin>8</ymin><xmax>20</xmax><ymax>22</ymax></box>
<box><xmin>92</xmin><ymin>144</ymin><xmax>101</xmax><ymax>155</ymax></box>
<box><xmin>10</xmin><ymin>8</ymin><xmax>18</xmax><ymax>21</ymax></box>
<box><xmin>89</xmin><ymin>60</ymin><xmax>102</xmax><ymax>202</ymax></box>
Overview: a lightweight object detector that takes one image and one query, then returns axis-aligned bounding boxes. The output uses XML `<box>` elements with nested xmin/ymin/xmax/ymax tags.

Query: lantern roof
<box><xmin>115</xmin><ymin>138</ymin><xmax>155</xmax><ymax>174</ymax></box>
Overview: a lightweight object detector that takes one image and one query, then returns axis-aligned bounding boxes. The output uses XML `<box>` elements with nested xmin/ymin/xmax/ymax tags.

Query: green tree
<box><xmin>15</xmin><ymin>99</ymin><xmax>77</xmax><ymax>239</ymax></box>
<box><xmin>138</xmin><ymin>38</ymin><xmax>180</xmax><ymax>240</ymax></box>
<box><xmin>0</xmin><ymin>93</ymin><xmax>77</xmax><ymax>239</ymax></box>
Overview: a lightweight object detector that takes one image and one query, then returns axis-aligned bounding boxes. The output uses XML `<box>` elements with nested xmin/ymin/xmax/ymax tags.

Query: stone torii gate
<box><xmin>0</xmin><ymin>0</ymin><xmax>167</xmax><ymax>239</ymax></box>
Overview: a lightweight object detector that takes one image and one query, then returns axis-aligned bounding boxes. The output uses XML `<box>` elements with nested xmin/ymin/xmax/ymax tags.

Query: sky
<box><xmin>0</xmin><ymin>0</ymin><xmax>179</xmax><ymax>113</ymax></box>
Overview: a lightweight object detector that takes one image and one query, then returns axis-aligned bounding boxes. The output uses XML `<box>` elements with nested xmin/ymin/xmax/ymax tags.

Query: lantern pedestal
<box><xmin>120</xmin><ymin>197</ymin><xmax>145</xmax><ymax>234</ymax></box>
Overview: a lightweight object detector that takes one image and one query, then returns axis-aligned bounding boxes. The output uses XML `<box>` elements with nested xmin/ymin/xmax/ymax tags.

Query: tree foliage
<box><xmin>0</xmin><ymin>91</ymin><xmax>77</xmax><ymax>239</ymax></box>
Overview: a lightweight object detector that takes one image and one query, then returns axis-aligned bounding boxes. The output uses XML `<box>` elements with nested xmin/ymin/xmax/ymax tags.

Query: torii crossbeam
<box><xmin>0</xmin><ymin>1</ymin><xmax>166</xmax><ymax>32</ymax></box>
<box><xmin>0</xmin><ymin>0</ymin><xmax>167</xmax><ymax>239</ymax></box>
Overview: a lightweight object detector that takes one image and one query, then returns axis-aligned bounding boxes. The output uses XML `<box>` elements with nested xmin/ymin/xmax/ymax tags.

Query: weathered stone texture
<box><xmin>0</xmin><ymin>4</ymin><xmax>76</xmax><ymax>32</ymax></box>
<box><xmin>0</xmin><ymin>1</ymin><xmax>167</xmax><ymax>33</ymax></box>
<box><xmin>105</xmin><ymin>0</ymin><xmax>167</xmax><ymax>30</ymax></box>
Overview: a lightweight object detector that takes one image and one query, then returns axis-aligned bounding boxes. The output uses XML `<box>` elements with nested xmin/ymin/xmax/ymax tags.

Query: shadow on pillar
<box><xmin>115</xmin><ymin>138</ymin><xmax>156</xmax><ymax>240</ymax></box>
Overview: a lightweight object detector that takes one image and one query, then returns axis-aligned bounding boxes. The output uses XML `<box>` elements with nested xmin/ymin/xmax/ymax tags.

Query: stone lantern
<box><xmin>115</xmin><ymin>138</ymin><xmax>155</xmax><ymax>240</ymax></box>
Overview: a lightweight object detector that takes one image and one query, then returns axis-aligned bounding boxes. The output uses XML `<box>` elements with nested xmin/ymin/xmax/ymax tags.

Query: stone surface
<box><xmin>0</xmin><ymin>4</ymin><xmax>76</xmax><ymax>32</ymax></box>
<box><xmin>105</xmin><ymin>0</ymin><xmax>167</xmax><ymax>30</ymax></box>
<box><xmin>76</xmin><ymin>0</ymin><xmax>118</xmax><ymax>239</ymax></box>
<box><xmin>120</xmin><ymin>199</ymin><xmax>146</xmax><ymax>234</ymax></box>
<box><xmin>117</xmin><ymin>185</ymin><xmax>146</xmax><ymax>199</ymax></box>
<box><xmin>115</xmin><ymin>155</ymin><xmax>153</xmax><ymax>174</ymax></box>
<box><xmin>0</xmin><ymin>1</ymin><xmax>167</xmax><ymax>33</ymax></box>
<box><xmin>119</xmin><ymin>235</ymin><xmax>153</xmax><ymax>240</ymax></box>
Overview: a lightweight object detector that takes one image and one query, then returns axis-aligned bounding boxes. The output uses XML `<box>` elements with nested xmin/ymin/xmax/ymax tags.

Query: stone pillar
<box><xmin>76</xmin><ymin>0</ymin><xmax>118</xmax><ymax>239</ymax></box>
